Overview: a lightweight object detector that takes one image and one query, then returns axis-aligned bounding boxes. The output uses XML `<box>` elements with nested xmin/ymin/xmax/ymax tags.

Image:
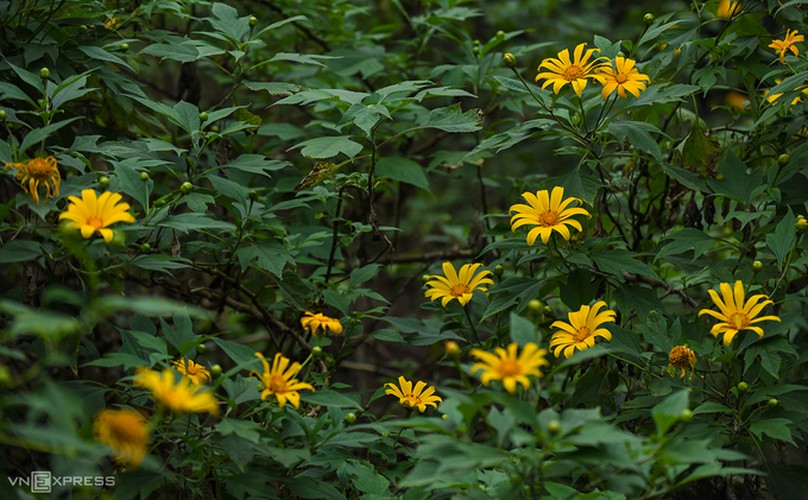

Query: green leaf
<box><xmin>482</xmin><ymin>277</ymin><xmax>541</xmax><ymax>321</ymax></box>
<box><xmin>0</xmin><ymin>240</ymin><xmax>41</xmax><ymax>263</ymax></box>
<box><xmin>652</xmin><ymin>389</ymin><xmax>689</xmax><ymax>435</ymax></box>
<box><xmin>223</xmin><ymin>154</ymin><xmax>288</xmax><ymax>177</ymax></box>
<box><xmin>301</xmin><ymin>390</ymin><xmax>362</xmax><ymax>410</ymax></box>
<box><xmin>709</xmin><ymin>151</ymin><xmax>762</xmax><ymax>205</ymax></box>
<box><xmin>750</xmin><ymin>418</ymin><xmax>795</xmax><ymax>445</ymax></box>
<box><xmin>608</xmin><ymin>121</ymin><xmax>664</xmax><ymax>161</ymax></box>
<box><xmin>559</xmin><ymin>268</ymin><xmax>597</xmax><ymax>309</ymax></box>
<box><xmin>420</xmin><ymin>104</ymin><xmax>483</xmax><ymax>133</ymax></box>
<box><xmin>236</xmin><ymin>244</ymin><xmax>289</xmax><ymax>277</ymax></box>
<box><xmin>289</xmin><ymin>136</ymin><xmax>363</xmax><ymax>159</ymax></box>
<box><xmin>78</xmin><ymin>45</ymin><xmax>133</xmax><ymax>70</ymax></box>
<box><xmin>376</xmin><ymin>156</ymin><xmax>429</xmax><ymax>190</ymax></box>
<box><xmin>656</xmin><ymin>228</ymin><xmax>715</xmax><ymax>261</ymax></box>
<box><xmin>766</xmin><ymin>209</ymin><xmax>796</xmax><ymax>268</ymax></box>
<box><xmin>217</xmin><ymin>418</ymin><xmax>261</xmax><ymax>444</ymax></box>
<box><xmin>19</xmin><ymin>117</ymin><xmax>82</xmax><ymax>155</ymax></box>
<box><xmin>592</xmin><ymin>249</ymin><xmax>655</xmax><ymax>280</ymax></box>
<box><xmin>212</xmin><ymin>337</ymin><xmax>260</xmax><ymax>369</ymax></box>
<box><xmin>157</xmin><ymin>213</ymin><xmax>237</xmax><ymax>233</ymax></box>
<box><xmin>509</xmin><ymin>313</ymin><xmax>540</xmax><ymax>346</ymax></box>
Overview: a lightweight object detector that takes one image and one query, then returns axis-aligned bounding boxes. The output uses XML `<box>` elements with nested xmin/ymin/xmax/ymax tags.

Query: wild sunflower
<box><xmin>424</xmin><ymin>262</ymin><xmax>494</xmax><ymax>308</ymax></box>
<box><xmin>94</xmin><ymin>408</ymin><xmax>150</xmax><ymax>468</ymax></box>
<box><xmin>469</xmin><ymin>342</ymin><xmax>549</xmax><ymax>393</ymax></box>
<box><xmin>764</xmin><ymin>79</ymin><xmax>808</xmax><ymax>106</ymax></box>
<box><xmin>549</xmin><ymin>301</ymin><xmax>616</xmax><ymax>359</ymax></box>
<box><xmin>717</xmin><ymin>0</ymin><xmax>740</xmax><ymax>19</ymax></box>
<box><xmin>171</xmin><ymin>358</ymin><xmax>211</xmax><ymax>385</ymax></box>
<box><xmin>134</xmin><ymin>368</ymin><xmax>219</xmax><ymax>416</ymax></box>
<box><xmin>509</xmin><ymin>186</ymin><xmax>590</xmax><ymax>246</ymax></box>
<box><xmin>536</xmin><ymin>42</ymin><xmax>606</xmax><ymax>97</ymax></box>
<box><xmin>667</xmin><ymin>345</ymin><xmax>697</xmax><ymax>380</ymax></box>
<box><xmin>698</xmin><ymin>280</ymin><xmax>781</xmax><ymax>345</ymax></box>
<box><xmin>300</xmin><ymin>312</ymin><xmax>343</xmax><ymax>335</ymax></box>
<box><xmin>250</xmin><ymin>352</ymin><xmax>314</xmax><ymax>409</ymax></box>
<box><xmin>597</xmin><ymin>57</ymin><xmax>650</xmax><ymax>99</ymax></box>
<box><xmin>58</xmin><ymin>189</ymin><xmax>135</xmax><ymax>243</ymax></box>
<box><xmin>384</xmin><ymin>376</ymin><xmax>442</xmax><ymax>412</ymax></box>
<box><xmin>5</xmin><ymin>156</ymin><xmax>61</xmax><ymax>204</ymax></box>
<box><xmin>769</xmin><ymin>29</ymin><xmax>804</xmax><ymax>64</ymax></box>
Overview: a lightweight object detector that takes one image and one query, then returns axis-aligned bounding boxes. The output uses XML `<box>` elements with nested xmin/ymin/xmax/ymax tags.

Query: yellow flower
<box><xmin>134</xmin><ymin>368</ymin><xmax>219</xmax><ymax>415</ymax></box>
<box><xmin>58</xmin><ymin>189</ymin><xmax>135</xmax><ymax>243</ymax></box>
<box><xmin>384</xmin><ymin>376</ymin><xmax>442</xmax><ymax>412</ymax></box>
<box><xmin>764</xmin><ymin>79</ymin><xmax>808</xmax><ymax>106</ymax></box>
<box><xmin>769</xmin><ymin>29</ymin><xmax>804</xmax><ymax>64</ymax></box>
<box><xmin>171</xmin><ymin>358</ymin><xmax>211</xmax><ymax>385</ymax></box>
<box><xmin>250</xmin><ymin>352</ymin><xmax>314</xmax><ymax>409</ymax></box>
<box><xmin>717</xmin><ymin>0</ymin><xmax>740</xmax><ymax>19</ymax></box>
<box><xmin>667</xmin><ymin>345</ymin><xmax>697</xmax><ymax>380</ymax></box>
<box><xmin>5</xmin><ymin>156</ymin><xmax>61</xmax><ymax>204</ymax></box>
<box><xmin>93</xmin><ymin>408</ymin><xmax>149</xmax><ymax>468</ymax></box>
<box><xmin>550</xmin><ymin>301</ymin><xmax>616</xmax><ymax>359</ymax></box>
<box><xmin>104</xmin><ymin>17</ymin><xmax>121</xmax><ymax>30</ymax></box>
<box><xmin>536</xmin><ymin>42</ymin><xmax>606</xmax><ymax>97</ymax></box>
<box><xmin>300</xmin><ymin>312</ymin><xmax>343</xmax><ymax>335</ymax></box>
<box><xmin>423</xmin><ymin>262</ymin><xmax>494</xmax><ymax>308</ymax></box>
<box><xmin>509</xmin><ymin>186</ymin><xmax>590</xmax><ymax>245</ymax></box>
<box><xmin>698</xmin><ymin>280</ymin><xmax>781</xmax><ymax>345</ymax></box>
<box><xmin>725</xmin><ymin>91</ymin><xmax>749</xmax><ymax>110</ymax></box>
<box><xmin>469</xmin><ymin>342</ymin><xmax>549</xmax><ymax>393</ymax></box>
<box><xmin>597</xmin><ymin>57</ymin><xmax>650</xmax><ymax>99</ymax></box>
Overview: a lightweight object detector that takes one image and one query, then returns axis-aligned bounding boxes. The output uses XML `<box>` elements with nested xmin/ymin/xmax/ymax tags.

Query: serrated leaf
<box><xmin>608</xmin><ymin>121</ymin><xmax>663</xmax><ymax>161</ymax></box>
<box><xmin>420</xmin><ymin>104</ymin><xmax>482</xmax><ymax>133</ymax></box>
<box><xmin>592</xmin><ymin>249</ymin><xmax>655</xmax><ymax>280</ymax></box>
<box><xmin>766</xmin><ymin>209</ymin><xmax>796</xmax><ymax>268</ymax></box>
<box><xmin>0</xmin><ymin>240</ymin><xmax>41</xmax><ymax>263</ymax></box>
<box><xmin>375</xmin><ymin>156</ymin><xmax>429</xmax><ymax>190</ymax></box>
<box><xmin>290</xmin><ymin>136</ymin><xmax>363</xmax><ymax>159</ymax></box>
<box><xmin>652</xmin><ymin>389</ymin><xmax>689</xmax><ymax>435</ymax></box>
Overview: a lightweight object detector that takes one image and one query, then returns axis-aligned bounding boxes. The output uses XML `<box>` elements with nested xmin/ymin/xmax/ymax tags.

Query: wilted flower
<box><xmin>667</xmin><ymin>345</ymin><xmax>697</xmax><ymax>380</ymax></box>
<box><xmin>698</xmin><ymin>280</ymin><xmax>781</xmax><ymax>345</ymax></box>
<box><xmin>5</xmin><ymin>156</ymin><xmax>61</xmax><ymax>204</ymax></box>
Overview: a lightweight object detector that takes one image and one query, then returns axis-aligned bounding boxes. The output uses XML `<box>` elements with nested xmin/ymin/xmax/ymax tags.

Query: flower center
<box><xmin>496</xmin><ymin>359</ymin><xmax>522</xmax><ymax>378</ymax></box>
<box><xmin>401</xmin><ymin>394</ymin><xmax>422</xmax><ymax>408</ymax></box>
<box><xmin>268</xmin><ymin>374</ymin><xmax>288</xmax><ymax>393</ymax></box>
<box><xmin>25</xmin><ymin>158</ymin><xmax>57</xmax><ymax>180</ymax></box>
<box><xmin>615</xmin><ymin>73</ymin><xmax>628</xmax><ymax>84</ymax></box>
<box><xmin>450</xmin><ymin>284</ymin><xmax>470</xmax><ymax>297</ymax></box>
<box><xmin>109</xmin><ymin>417</ymin><xmax>145</xmax><ymax>442</ymax></box>
<box><xmin>539</xmin><ymin>211</ymin><xmax>559</xmax><ymax>227</ymax></box>
<box><xmin>728</xmin><ymin>312</ymin><xmax>750</xmax><ymax>330</ymax></box>
<box><xmin>87</xmin><ymin>217</ymin><xmax>104</xmax><ymax>229</ymax></box>
<box><xmin>575</xmin><ymin>327</ymin><xmax>592</xmax><ymax>342</ymax></box>
<box><xmin>563</xmin><ymin>65</ymin><xmax>586</xmax><ymax>81</ymax></box>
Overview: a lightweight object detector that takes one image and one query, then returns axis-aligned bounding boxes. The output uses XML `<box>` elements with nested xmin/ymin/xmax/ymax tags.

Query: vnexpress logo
<box><xmin>8</xmin><ymin>471</ymin><xmax>114</xmax><ymax>493</ymax></box>
<box><xmin>31</xmin><ymin>471</ymin><xmax>51</xmax><ymax>493</ymax></box>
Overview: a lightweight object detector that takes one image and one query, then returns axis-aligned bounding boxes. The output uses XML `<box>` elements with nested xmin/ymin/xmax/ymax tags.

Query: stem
<box><xmin>463</xmin><ymin>307</ymin><xmax>480</xmax><ymax>344</ymax></box>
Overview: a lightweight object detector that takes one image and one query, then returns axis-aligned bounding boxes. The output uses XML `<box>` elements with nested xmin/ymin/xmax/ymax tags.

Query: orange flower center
<box><xmin>24</xmin><ymin>158</ymin><xmax>57</xmax><ymax>180</ymax></box>
<box><xmin>87</xmin><ymin>216</ymin><xmax>104</xmax><ymax>229</ymax></box>
<box><xmin>563</xmin><ymin>65</ymin><xmax>586</xmax><ymax>81</ymax></box>
<box><xmin>450</xmin><ymin>284</ymin><xmax>470</xmax><ymax>297</ymax></box>
<box><xmin>108</xmin><ymin>415</ymin><xmax>146</xmax><ymax>442</ymax></box>
<box><xmin>496</xmin><ymin>359</ymin><xmax>522</xmax><ymax>378</ymax></box>
<box><xmin>728</xmin><ymin>312</ymin><xmax>750</xmax><ymax>330</ymax></box>
<box><xmin>669</xmin><ymin>347</ymin><xmax>694</xmax><ymax>368</ymax></box>
<box><xmin>267</xmin><ymin>374</ymin><xmax>288</xmax><ymax>393</ymax></box>
<box><xmin>615</xmin><ymin>73</ymin><xmax>628</xmax><ymax>84</ymax></box>
<box><xmin>575</xmin><ymin>327</ymin><xmax>592</xmax><ymax>342</ymax></box>
<box><xmin>401</xmin><ymin>394</ymin><xmax>422</xmax><ymax>408</ymax></box>
<box><xmin>539</xmin><ymin>211</ymin><xmax>559</xmax><ymax>226</ymax></box>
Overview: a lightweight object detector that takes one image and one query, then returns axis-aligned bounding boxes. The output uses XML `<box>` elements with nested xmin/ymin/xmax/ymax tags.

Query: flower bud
<box><xmin>768</xmin><ymin>398</ymin><xmax>779</xmax><ymax>407</ymax></box>
<box><xmin>752</xmin><ymin>260</ymin><xmax>763</xmax><ymax>271</ymax></box>
<box><xmin>796</xmin><ymin>216</ymin><xmax>808</xmax><ymax>232</ymax></box>
<box><xmin>312</xmin><ymin>346</ymin><xmax>323</xmax><ymax>356</ymax></box>
<box><xmin>249</xmin><ymin>16</ymin><xmax>258</xmax><ymax>26</ymax></box>
<box><xmin>493</xmin><ymin>264</ymin><xmax>504</xmax><ymax>276</ymax></box>
<box><xmin>503</xmin><ymin>52</ymin><xmax>517</xmax><ymax>68</ymax></box>
<box><xmin>0</xmin><ymin>109</ymin><xmax>6</xmax><ymax>120</ymax></box>
<box><xmin>98</xmin><ymin>176</ymin><xmax>110</xmax><ymax>189</ymax></box>
<box><xmin>496</xmin><ymin>30</ymin><xmax>505</xmax><ymax>41</ymax></box>
<box><xmin>199</xmin><ymin>111</ymin><xmax>209</xmax><ymax>121</ymax></box>
<box><xmin>139</xmin><ymin>242</ymin><xmax>151</xmax><ymax>252</ymax></box>
<box><xmin>441</xmin><ymin>414</ymin><xmax>448</xmax><ymax>420</ymax></box>
<box><xmin>120</xmin><ymin>43</ymin><xmax>129</xmax><ymax>51</ymax></box>
<box><xmin>140</xmin><ymin>172</ymin><xmax>150</xmax><ymax>181</ymax></box>
<box><xmin>777</xmin><ymin>153</ymin><xmax>790</xmax><ymax>166</ymax></box>
<box><xmin>249</xmin><ymin>189</ymin><xmax>260</xmax><ymax>201</ymax></box>
<box><xmin>197</xmin><ymin>343</ymin><xmax>207</xmax><ymax>354</ymax></box>
<box><xmin>673</xmin><ymin>47</ymin><xmax>682</xmax><ymax>58</ymax></box>
<box><xmin>528</xmin><ymin>299</ymin><xmax>543</xmax><ymax>313</ymax></box>
<box><xmin>344</xmin><ymin>412</ymin><xmax>357</xmax><ymax>424</ymax></box>
<box><xmin>40</xmin><ymin>67</ymin><xmax>50</xmax><ymax>79</ymax></box>
<box><xmin>643</xmin><ymin>13</ymin><xmax>655</xmax><ymax>24</ymax></box>
<box><xmin>421</xmin><ymin>274</ymin><xmax>431</xmax><ymax>283</ymax></box>
<box><xmin>543</xmin><ymin>306</ymin><xmax>553</xmax><ymax>316</ymax></box>
<box><xmin>210</xmin><ymin>364</ymin><xmax>222</xmax><ymax>377</ymax></box>
<box><xmin>737</xmin><ymin>381</ymin><xmax>749</xmax><ymax>392</ymax></box>
<box><xmin>547</xmin><ymin>420</ymin><xmax>561</xmax><ymax>434</ymax></box>
<box><xmin>444</xmin><ymin>340</ymin><xmax>461</xmax><ymax>357</ymax></box>
<box><xmin>180</xmin><ymin>181</ymin><xmax>194</xmax><ymax>194</ymax></box>
<box><xmin>680</xmin><ymin>409</ymin><xmax>693</xmax><ymax>423</ymax></box>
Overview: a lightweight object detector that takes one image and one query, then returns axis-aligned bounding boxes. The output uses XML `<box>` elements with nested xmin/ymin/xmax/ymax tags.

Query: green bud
<box><xmin>249</xmin><ymin>189</ymin><xmax>260</xmax><ymax>201</ymax></box>
<box><xmin>199</xmin><ymin>111</ymin><xmax>209</xmax><ymax>121</ymax></box>
<box><xmin>796</xmin><ymin>216</ymin><xmax>808</xmax><ymax>232</ymax></box>
<box><xmin>543</xmin><ymin>306</ymin><xmax>553</xmax><ymax>315</ymax></box>
<box><xmin>139</xmin><ymin>242</ymin><xmax>151</xmax><ymax>252</ymax></box>
<box><xmin>547</xmin><ymin>420</ymin><xmax>561</xmax><ymax>434</ymax></box>
<box><xmin>0</xmin><ymin>109</ymin><xmax>6</xmax><ymax>120</ymax></box>
<box><xmin>210</xmin><ymin>364</ymin><xmax>222</xmax><ymax>377</ymax></box>
<box><xmin>528</xmin><ymin>299</ymin><xmax>543</xmax><ymax>313</ymax></box>
<box><xmin>249</xmin><ymin>15</ymin><xmax>258</xmax><ymax>27</ymax></box>
<box><xmin>441</xmin><ymin>414</ymin><xmax>448</xmax><ymax>420</ymax></box>
<box><xmin>643</xmin><ymin>13</ymin><xmax>655</xmax><ymax>25</ymax></box>
<box><xmin>680</xmin><ymin>409</ymin><xmax>693</xmax><ymax>423</ymax></box>
<box><xmin>472</xmin><ymin>45</ymin><xmax>480</xmax><ymax>55</ymax></box>
<box><xmin>210</xmin><ymin>124</ymin><xmax>220</xmax><ymax>133</ymax></box>
<box><xmin>40</xmin><ymin>67</ymin><xmax>50</xmax><ymax>79</ymax></box>
<box><xmin>503</xmin><ymin>52</ymin><xmax>517</xmax><ymax>68</ymax></box>
<box><xmin>737</xmin><ymin>381</ymin><xmax>749</xmax><ymax>392</ymax></box>
<box><xmin>197</xmin><ymin>343</ymin><xmax>207</xmax><ymax>354</ymax></box>
<box><xmin>752</xmin><ymin>260</ymin><xmax>763</xmax><ymax>271</ymax></box>
<box><xmin>312</xmin><ymin>346</ymin><xmax>323</xmax><ymax>356</ymax></box>
<box><xmin>344</xmin><ymin>412</ymin><xmax>357</xmax><ymax>424</ymax></box>
<box><xmin>0</xmin><ymin>364</ymin><xmax>11</xmax><ymax>386</ymax></box>
<box><xmin>120</xmin><ymin>43</ymin><xmax>129</xmax><ymax>51</ymax></box>
<box><xmin>139</xmin><ymin>172</ymin><xmax>150</xmax><ymax>181</ymax></box>
<box><xmin>493</xmin><ymin>264</ymin><xmax>504</xmax><ymax>276</ymax></box>
<box><xmin>98</xmin><ymin>176</ymin><xmax>110</xmax><ymax>189</ymax></box>
<box><xmin>422</xmin><ymin>274</ymin><xmax>431</xmax><ymax>283</ymax></box>
<box><xmin>180</xmin><ymin>181</ymin><xmax>194</xmax><ymax>194</ymax></box>
<box><xmin>496</xmin><ymin>30</ymin><xmax>505</xmax><ymax>41</ymax></box>
<box><xmin>777</xmin><ymin>153</ymin><xmax>790</xmax><ymax>166</ymax></box>
<box><xmin>768</xmin><ymin>398</ymin><xmax>779</xmax><ymax>407</ymax></box>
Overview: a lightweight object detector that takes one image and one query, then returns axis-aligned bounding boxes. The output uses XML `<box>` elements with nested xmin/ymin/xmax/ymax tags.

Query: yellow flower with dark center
<box><xmin>549</xmin><ymin>301</ymin><xmax>616</xmax><ymax>359</ymax></box>
<box><xmin>536</xmin><ymin>42</ymin><xmax>606</xmax><ymax>97</ymax></box>
<box><xmin>597</xmin><ymin>57</ymin><xmax>650</xmax><ymax>99</ymax></box>
<box><xmin>250</xmin><ymin>352</ymin><xmax>314</xmax><ymax>409</ymax></box>
<box><xmin>698</xmin><ymin>280</ymin><xmax>781</xmax><ymax>345</ymax></box>
<box><xmin>769</xmin><ymin>29</ymin><xmax>804</xmax><ymax>64</ymax></box>
<box><xmin>510</xmin><ymin>186</ymin><xmax>590</xmax><ymax>245</ymax></box>
<box><xmin>717</xmin><ymin>0</ymin><xmax>740</xmax><ymax>19</ymax></box>
<box><xmin>469</xmin><ymin>342</ymin><xmax>549</xmax><ymax>393</ymax></box>
<box><xmin>5</xmin><ymin>156</ymin><xmax>61</xmax><ymax>204</ymax></box>
<box><xmin>424</xmin><ymin>262</ymin><xmax>494</xmax><ymax>308</ymax></box>
<box><xmin>301</xmin><ymin>312</ymin><xmax>343</xmax><ymax>335</ymax></box>
<box><xmin>384</xmin><ymin>376</ymin><xmax>442</xmax><ymax>412</ymax></box>
<box><xmin>134</xmin><ymin>368</ymin><xmax>219</xmax><ymax>415</ymax></box>
<box><xmin>58</xmin><ymin>189</ymin><xmax>135</xmax><ymax>243</ymax></box>
<box><xmin>171</xmin><ymin>358</ymin><xmax>211</xmax><ymax>384</ymax></box>
<box><xmin>667</xmin><ymin>345</ymin><xmax>697</xmax><ymax>380</ymax></box>
<box><xmin>94</xmin><ymin>408</ymin><xmax>149</xmax><ymax>468</ymax></box>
